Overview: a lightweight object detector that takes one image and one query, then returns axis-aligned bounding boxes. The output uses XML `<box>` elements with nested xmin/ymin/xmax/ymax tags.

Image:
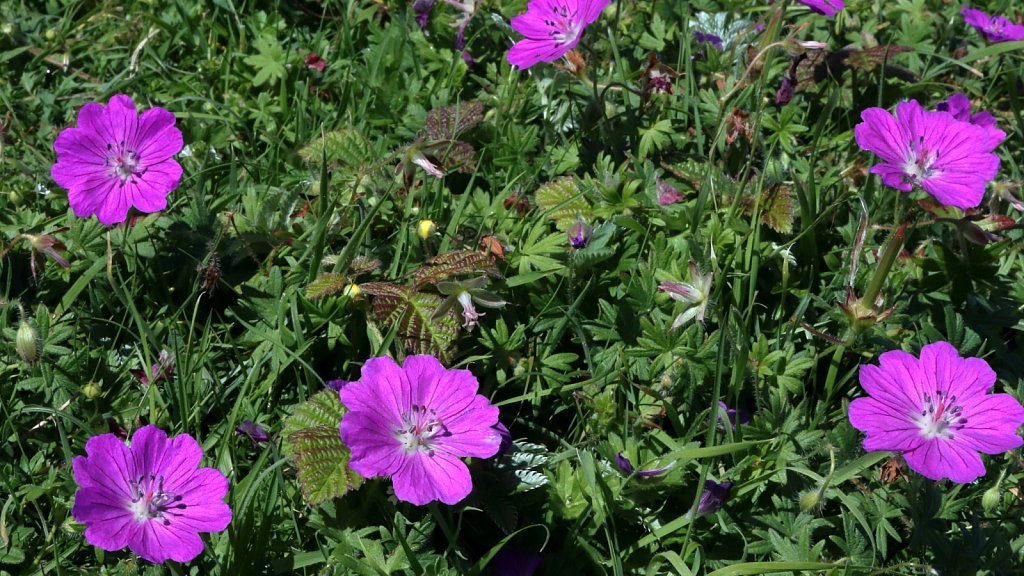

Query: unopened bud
<box><xmin>981</xmin><ymin>485</ymin><xmax>1002</xmax><ymax>512</ymax></box>
<box><xmin>83</xmin><ymin>380</ymin><xmax>103</xmax><ymax>400</ymax></box>
<box><xmin>799</xmin><ymin>490</ymin><xmax>822</xmax><ymax>514</ymax></box>
<box><xmin>343</xmin><ymin>284</ymin><xmax>361</xmax><ymax>299</ymax></box>
<box><xmin>15</xmin><ymin>319</ymin><xmax>38</xmax><ymax>364</ymax></box>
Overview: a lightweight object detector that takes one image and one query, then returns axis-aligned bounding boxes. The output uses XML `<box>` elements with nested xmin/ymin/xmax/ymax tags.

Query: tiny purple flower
<box><xmin>694</xmin><ymin>30</ymin><xmax>723</xmax><ymax>50</ymax></box>
<box><xmin>694</xmin><ymin>480</ymin><xmax>733</xmax><ymax>516</ymax></box>
<box><xmin>614</xmin><ymin>452</ymin><xmax>674</xmax><ymax>477</ymax></box>
<box><xmin>796</xmin><ymin>0</ymin><xmax>844</xmax><ymax>17</ymax></box>
<box><xmin>507</xmin><ymin>0</ymin><xmax>612</xmax><ymax>70</ymax></box>
<box><xmin>849</xmin><ymin>341</ymin><xmax>1024</xmax><ymax>483</ymax></box>
<box><xmin>52</xmin><ymin>95</ymin><xmax>183</xmax><ymax>225</ymax></box>
<box><xmin>716</xmin><ymin>401</ymin><xmax>751</xmax><ymax>430</ymax></box>
<box><xmin>236</xmin><ymin>420</ymin><xmax>270</xmax><ymax>446</ymax></box>
<box><xmin>71</xmin><ymin>425</ymin><xmax>232</xmax><ymax>564</ymax></box>
<box><xmin>961</xmin><ymin>7</ymin><xmax>1024</xmax><ymax>43</ymax></box>
<box><xmin>413</xmin><ymin>0</ymin><xmax>438</xmax><ymax>30</ymax></box>
<box><xmin>935</xmin><ymin>93</ymin><xmax>1007</xmax><ymax>149</ymax></box>
<box><xmin>854</xmin><ymin>99</ymin><xmax>1001</xmax><ymax>209</ymax></box>
<box><xmin>339</xmin><ymin>355</ymin><xmax>503</xmax><ymax>505</ymax></box>
<box><xmin>568</xmin><ymin>218</ymin><xmax>593</xmax><ymax>249</ymax></box>
<box><xmin>325</xmin><ymin>378</ymin><xmax>351</xmax><ymax>391</ymax></box>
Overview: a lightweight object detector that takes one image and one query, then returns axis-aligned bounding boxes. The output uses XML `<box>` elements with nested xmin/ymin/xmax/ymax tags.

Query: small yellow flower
<box><xmin>417</xmin><ymin>220</ymin><xmax>437</xmax><ymax>240</ymax></box>
<box><xmin>343</xmin><ymin>284</ymin><xmax>361</xmax><ymax>299</ymax></box>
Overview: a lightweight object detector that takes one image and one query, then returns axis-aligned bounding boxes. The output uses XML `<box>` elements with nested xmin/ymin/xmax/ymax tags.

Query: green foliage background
<box><xmin>2</xmin><ymin>0</ymin><xmax>1024</xmax><ymax>574</ymax></box>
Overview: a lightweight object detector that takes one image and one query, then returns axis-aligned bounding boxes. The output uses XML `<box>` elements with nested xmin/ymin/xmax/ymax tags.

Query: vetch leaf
<box><xmin>282</xmin><ymin>390</ymin><xmax>363</xmax><ymax>505</ymax></box>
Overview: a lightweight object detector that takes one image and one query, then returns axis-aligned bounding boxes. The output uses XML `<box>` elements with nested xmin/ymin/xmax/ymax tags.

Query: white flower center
<box><xmin>902</xmin><ymin>137</ymin><xmax>940</xmax><ymax>184</ymax></box>
<box><xmin>914</xmin><ymin>389</ymin><xmax>967</xmax><ymax>440</ymax></box>
<box><xmin>542</xmin><ymin>2</ymin><xmax>581</xmax><ymax>46</ymax></box>
<box><xmin>396</xmin><ymin>404</ymin><xmax>448</xmax><ymax>455</ymax></box>
<box><xmin>105</xmin><ymin>140</ymin><xmax>145</xmax><ymax>186</ymax></box>
<box><xmin>127</xmin><ymin>474</ymin><xmax>183</xmax><ymax>522</ymax></box>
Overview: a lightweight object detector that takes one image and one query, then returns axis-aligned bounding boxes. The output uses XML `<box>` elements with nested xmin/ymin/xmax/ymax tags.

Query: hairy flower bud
<box><xmin>981</xmin><ymin>485</ymin><xmax>1002</xmax><ymax>512</ymax></box>
<box><xmin>15</xmin><ymin>319</ymin><xmax>38</xmax><ymax>364</ymax></box>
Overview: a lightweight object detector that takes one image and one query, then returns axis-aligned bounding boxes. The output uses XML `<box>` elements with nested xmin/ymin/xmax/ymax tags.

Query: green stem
<box><xmin>859</xmin><ymin>221</ymin><xmax>907</xmax><ymax>309</ymax></box>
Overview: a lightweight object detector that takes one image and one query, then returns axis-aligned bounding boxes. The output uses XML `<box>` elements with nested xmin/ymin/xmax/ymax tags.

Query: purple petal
<box><xmin>392</xmin><ymin>450</ymin><xmax>472</xmax><ymax>505</ymax></box>
<box><xmin>855</xmin><ymin>107</ymin><xmax>911</xmax><ymax>165</ymax></box>
<box><xmin>903</xmin><ymin>437</ymin><xmax>986</xmax><ymax>483</ymax></box>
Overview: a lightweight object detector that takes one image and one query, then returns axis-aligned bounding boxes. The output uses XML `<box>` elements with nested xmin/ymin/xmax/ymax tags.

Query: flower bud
<box><xmin>417</xmin><ymin>220</ymin><xmax>437</xmax><ymax>240</ymax></box>
<box><xmin>799</xmin><ymin>490</ymin><xmax>822</xmax><ymax>514</ymax></box>
<box><xmin>83</xmin><ymin>380</ymin><xmax>103</xmax><ymax>400</ymax></box>
<box><xmin>981</xmin><ymin>485</ymin><xmax>1002</xmax><ymax>512</ymax></box>
<box><xmin>568</xmin><ymin>218</ymin><xmax>592</xmax><ymax>249</ymax></box>
<box><xmin>15</xmin><ymin>319</ymin><xmax>38</xmax><ymax>364</ymax></box>
<box><xmin>343</xmin><ymin>284</ymin><xmax>361</xmax><ymax>299</ymax></box>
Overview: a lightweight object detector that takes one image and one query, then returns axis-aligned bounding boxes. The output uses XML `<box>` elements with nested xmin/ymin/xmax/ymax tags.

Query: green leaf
<box><xmin>244</xmin><ymin>33</ymin><xmax>287</xmax><ymax>87</ymax></box>
<box><xmin>412</xmin><ymin>249</ymin><xmax>502</xmax><ymax>289</ymax></box>
<box><xmin>535</xmin><ymin>176</ymin><xmax>592</xmax><ymax>230</ymax></box>
<box><xmin>638</xmin><ymin>119</ymin><xmax>673</xmax><ymax>160</ymax></box>
<box><xmin>361</xmin><ymin>283</ymin><xmax>460</xmax><ymax>361</ymax></box>
<box><xmin>282</xmin><ymin>390</ymin><xmax>363</xmax><ymax>505</ymax></box>
<box><xmin>306</xmin><ymin>273</ymin><xmax>349</xmax><ymax>300</ymax></box>
<box><xmin>425</xmin><ymin>101</ymin><xmax>484</xmax><ymax>140</ymax></box>
<box><xmin>298</xmin><ymin>128</ymin><xmax>372</xmax><ymax>170</ymax></box>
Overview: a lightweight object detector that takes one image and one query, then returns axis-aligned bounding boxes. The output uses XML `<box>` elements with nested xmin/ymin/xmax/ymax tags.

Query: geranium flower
<box><xmin>935</xmin><ymin>93</ymin><xmax>1007</xmax><ymax>149</ymax></box>
<box><xmin>796</xmin><ymin>0</ymin><xmax>844</xmax><ymax>17</ymax></box>
<box><xmin>71</xmin><ymin>425</ymin><xmax>232</xmax><ymax>564</ymax></box>
<box><xmin>339</xmin><ymin>355</ymin><xmax>503</xmax><ymax>505</ymax></box>
<box><xmin>854</xmin><ymin>99</ymin><xmax>1001</xmax><ymax>209</ymax></box>
<box><xmin>51</xmin><ymin>95</ymin><xmax>183</xmax><ymax>225</ymax></box>
<box><xmin>961</xmin><ymin>7</ymin><xmax>1024</xmax><ymax>43</ymax></box>
<box><xmin>506</xmin><ymin>0</ymin><xmax>611</xmax><ymax>70</ymax></box>
<box><xmin>848</xmin><ymin>342</ymin><xmax>1024</xmax><ymax>483</ymax></box>
<box><xmin>659</xmin><ymin>261</ymin><xmax>714</xmax><ymax>328</ymax></box>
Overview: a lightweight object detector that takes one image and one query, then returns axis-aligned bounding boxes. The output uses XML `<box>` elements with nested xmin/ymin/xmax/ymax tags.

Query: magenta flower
<box><xmin>935</xmin><ymin>93</ymin><xmax>1007</xmax><ymax>149</ymax></box>
<box><xmin>796</xmin><ymin>0</ymin><xmax>844</xmax><ymax>17</ymax></box>
<box><xmin>849</xmin><ymin>342</ymin><xmax>1024</xmax><ymax>483</ymax></box>
<box><xmin>961</xmin><ymin>7</ymin><xmax>1024</xmax><ymax>43</ymax></box>
<box><xmin>71</xmin><ymin>425</ymin><xmax>232</xmax><ymax>564</ymax></box>
<box><xmin>854</xmin><ymin>99</ymin><xmax>1001</xmax><ymax>209</ymax></box>
<box><xmin>506</xmin><ymin>0</ymin><xmax>611</xmax><ymax>70</ymax></box>
<box><xmin>52</xmin><ymin>95</ymin><xmax>183</xmax><ymax>225</ymax></box>
<box><xmin>339</xmin><ymin>355</ymin><xmax>503</xmax><ymax>505</ymax></box>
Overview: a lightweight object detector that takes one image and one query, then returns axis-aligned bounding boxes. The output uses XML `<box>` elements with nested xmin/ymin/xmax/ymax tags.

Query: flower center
<box><xmin>542</xmin><ymin>1</ymin><xmax>581</xmax><ymax>46</ymax></box>
<box><xmin>127</xmin><ymin>474</ymin><xmax>185</xmax><ymax>523</ymax></box>
<box><xmin>915</xmin><ymin>389</ymin><xmax>968</xmax><ymax>440</ymax></box>
<box><xmin>902</xmin><ymin>136</ymin><xmax>940</xmax><ymax>184</ymax></box>
<box><xmin>105</xmin><ymin>140</ymin><xmax>145</xmax><ymax>186</ymax></box>
<box><xmin>396</xmin><ymin>404</ymin><xmax>449</xmax><ymax>455</ymax></box>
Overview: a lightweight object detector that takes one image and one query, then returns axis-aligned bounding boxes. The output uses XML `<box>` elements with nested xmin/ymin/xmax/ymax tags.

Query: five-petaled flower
<box><xmin>796</xmin><ymin>0</ymin><xmax>844</xmax><ymax>17</ymax></box>
<box><xmin>52</xmin><ymin>95</ymin><xmax>183</xmax><ymax>225</ymax></box>
<box><xmin>854</xmin><ymin>99</ymin><xmax>1001</xmax><ymax>209</ymax></box>
<box><xmin>848</xmin><ymin>341</ymin><xmax>1024</xmax><ymax>483</ymax></box>
<box><xmin>507</xmin><ymin>0</ymin><xmax>612</xmax><ymax>70</ymax></box>
<box><xmin>961</xmin><ymin>7</ymin><xmax>1024</xmax><ymax>43</ymax></box>
<box><xmin>339</xmin><ymin>355</ymin><xmax>503</xmax><ymax>505</ymax></box>
<box><xmin>71</xmin><ymin>425</ymin><xmax>232</xmax><ymax>564</ymax></box>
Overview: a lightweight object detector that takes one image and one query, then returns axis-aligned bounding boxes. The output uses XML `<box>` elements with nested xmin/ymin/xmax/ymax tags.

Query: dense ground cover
<box><xmin>2</xmin><ymin>0</ymin><xmax>1024</xmax><ymax>573</ymax></box>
